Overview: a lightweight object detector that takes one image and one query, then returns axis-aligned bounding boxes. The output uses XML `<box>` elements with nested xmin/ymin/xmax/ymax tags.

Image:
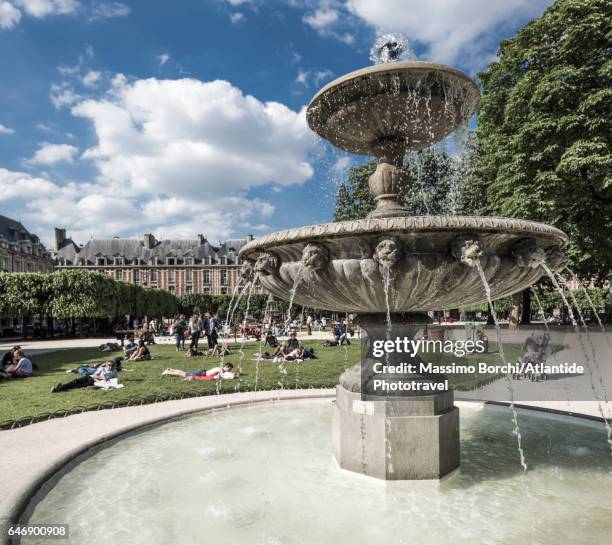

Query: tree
<box><xmin>462</xmin><ymin>0</ymin><xmax>612</xmax><ymax>281</ymax></box>
<box><xmin>334</xmin><ymin>148</ymin><xmax>461</xmax><ymax>221</ymax></box>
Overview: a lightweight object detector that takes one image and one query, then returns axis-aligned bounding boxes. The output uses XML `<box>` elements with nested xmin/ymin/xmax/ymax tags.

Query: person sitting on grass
<box><xmin>0</xmin><ymin>345</ymin><xmax>20</xmax><ymax>378</ymax></box>
<box><xmin>185</xmin><ymin>347</ymin><xmax>204</xmax><ymax>357</ymax></box>
<box><xmin>264</xmin><ymin>330</ymin><xmax>279</xmax><ymax>348</ymax></box>
<box><xmin>128</xmin><ymin>340</ymin><xmax>151</xmax><ymax>361</ymax></box>
<box><xmin>123</xmin><ymin>337</ymin><xmax>138</xmax><ymax>359</ymax></box>
<box><xmin>52</xmin><ymin>360</ymin><xmax>118</xmax><ymax>392</ymax></box>
<box><xmin>66</xmin><ymin>357</ymin><xmax>123</xmax><ymax>375</ymax></box>
<box><xmin>161</xmin><ymin>362</ymin><xmax>238</xmax><ymax>381</ymax></box>
<box><xmin>209</xmin><ymin>341</ymin><xmax>231</xmax><ymax>358</ymax></box>
<box><xmin>272</xmin><ymin>331</ymin><xmax>300</xmax><ymax>358</ymax></box>
<box><xmin>283</xmin><ymin>346</ymin><xmax>317</xmax><ymax>361</ymax></box>
<box><xmin>3</xmin><ymin>349</ymin><xmax>34</xmax><ymax>378</ymax></box>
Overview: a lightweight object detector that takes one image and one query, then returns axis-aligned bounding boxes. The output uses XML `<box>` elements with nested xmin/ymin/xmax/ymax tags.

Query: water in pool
<box><xmin>25</xmin><ymin>400</ymin><xmax>612</xmax><ymax>545</ymax></box>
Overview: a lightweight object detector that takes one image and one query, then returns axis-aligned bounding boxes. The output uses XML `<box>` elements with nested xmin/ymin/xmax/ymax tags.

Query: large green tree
<box><xmin>334</xmin><ymin>148</ymin><xmax>461</xmax><ymax>221</ymax></box>
<box><xmin>462</xmin><ymin>0</ymin><xmax>612</xmax><ymax>280</ymax></box>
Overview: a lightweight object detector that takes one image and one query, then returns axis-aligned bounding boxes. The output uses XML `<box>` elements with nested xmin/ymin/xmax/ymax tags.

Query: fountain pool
<box><xmin>24</xmin><ymin>400</ymin><xmax>612</xmax><ymax>545</ymax></box>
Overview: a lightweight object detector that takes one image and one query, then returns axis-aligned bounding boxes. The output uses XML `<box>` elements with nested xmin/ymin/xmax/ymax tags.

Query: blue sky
<box><xmin>0</xmin><ymin>0</ymin><xmax>554</xmax><ymax>247</ymax></box>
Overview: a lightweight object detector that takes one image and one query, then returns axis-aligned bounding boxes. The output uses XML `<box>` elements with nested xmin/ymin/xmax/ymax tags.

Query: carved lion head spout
<box><xmin>301</xmin><ymin>243</ymin><xmax>329</xmax><ymax>271</ymax></box>
<box><xmin>513</xmin><ymin>238</ymin><xmax>547</xmax><ymax>269</ymax></box>
<box><xmin>451</xmin><ymin>236</ymin><xmax>483</xmax><ymax>267</ymax></box>
<box><xmin>546</xmin><ymin>247</ymin><xmax>568</xmax><ymax>272</ymax></box>
<box><xmin>374</xmin><ymin>237</ymin><xmax>401</xmax><ymax>268</ymax></box>
<box><xmin>239</xmin><ymin>260</ymin><xmax>255</xmax><ymax>282</ymax></box>
<box><xmin>254</xmin><ymin>252</ymin><xmax>279</xmax><ymax>276</ymax></box>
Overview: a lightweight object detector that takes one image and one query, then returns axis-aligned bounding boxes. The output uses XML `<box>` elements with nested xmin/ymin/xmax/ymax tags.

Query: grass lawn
<box><xmin>0</xmin><ymin>340</ymin><xmax>521</xmax><ymax>427</ymax></box>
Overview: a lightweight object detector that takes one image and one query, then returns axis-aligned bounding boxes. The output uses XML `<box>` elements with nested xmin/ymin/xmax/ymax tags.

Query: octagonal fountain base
<box><xmin>332</xmin><ymin>386</ymin><xmax>460</xmax><ymax>480</ymax></box>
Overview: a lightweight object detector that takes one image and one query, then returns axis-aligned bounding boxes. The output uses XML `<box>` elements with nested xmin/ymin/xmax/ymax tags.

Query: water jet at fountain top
<box><xmin>369</xmin><ymin>33</ymin><xmax>417</xmax><ymax>65</ymax></box>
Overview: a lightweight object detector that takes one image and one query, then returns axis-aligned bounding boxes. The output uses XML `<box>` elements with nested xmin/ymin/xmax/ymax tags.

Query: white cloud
<box><xmin>303</xmin><ymin>7</ymin><xmax>338</xmax><ymax>30</ymax></box>
<box><xmin>0</xmin><ymin>2</ymin><xmax>21</xmax><ymax>29</ymax></box>
<box><xmin>295</xmin><ymin>68</ymin><xmax>309</xmax><ymax>85</ymax></box>
<box><xmin>89</xmin><ymin>1</ymin><xmax>130</xmax><ymax>21</ymax></box>
<box><xmin>158</xmin><ymin>53</ymin><xmax>170</xmax><ymax>66</ymax></box>
<box><xmin>2</xmin><ymin>76</ymin><xmax>316</xmax><ymax>244</ymax></box>
<box><xmin>0</xmin><ymin>122</ymin><xmax>15</xmax><ymax>134</ymax></box>
<box><xmin>81</xmin><ymin>70</ymin><xmax>101</xmax><ymax>87</ymax></box>
<box><xmin>14</xmin><ymin>0</ymin><xmax>78</xmax><ymax>17</ymax></box>
<box><xmin>345</xmin><ymin>0</ymin><xmax>553</xmax><ymax>67</ymax></box>
<box><xmin>313</xmin><ymin>69</ymin><xmax>333</xmax><ymax>85</ymax></box>
<box><xmin>229</xmin><ymin>11</ymin><xmax>244</xmax><ymax>23</ymax></box>
<box><xmin>27</xmin><ymin>142</ymin><xmax>79</xmax><ymax>165</ymax></box>
<box><xmin>50</xmin><ymin>82</ymin><xmax>81</xmax><ymax>108</ymax></box>
<box><xmin>36</xmin><ymin>123</ymin><xmax>52</xmax><ymax>131</ymax></box>
<box><xmin>0</xmin><ymin>168</ymin><xmax>65</xmax><ymax>201</ymax></box>
<box><xmin>72</xmin><ymin>76</ymin><xmax>314</xmax><ymax>199</ymax></box>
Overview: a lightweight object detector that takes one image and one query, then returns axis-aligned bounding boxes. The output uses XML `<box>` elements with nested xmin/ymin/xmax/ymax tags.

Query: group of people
<box><xmin>255</xmin><ymin>331</ymin><xmax>317</xmax><ymax>362</ymax></box>
<box><xmin>172</xmin><ymin>314</ymin><xmax>219</xmax><ymax>353</ymax></box>
<box><xmin>0</xmin><ymin>346</ymin><xmax>34</xmax><ymax>379</ymax></box>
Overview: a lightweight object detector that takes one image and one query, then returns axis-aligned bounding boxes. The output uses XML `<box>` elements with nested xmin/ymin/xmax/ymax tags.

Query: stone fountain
<box><xmin>239</xmin><ymin>39</ymin><xmax>568</xmax><ymax>480</ymax></box>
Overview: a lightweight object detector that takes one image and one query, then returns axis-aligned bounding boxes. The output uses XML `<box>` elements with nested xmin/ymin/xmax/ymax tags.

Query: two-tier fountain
<box><xmin>239</xmin><ymin>37</ymin><xmax>567</xmax><ymax>480</ymax></box>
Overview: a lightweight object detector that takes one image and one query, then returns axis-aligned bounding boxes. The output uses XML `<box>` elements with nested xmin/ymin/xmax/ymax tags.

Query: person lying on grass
<box><xmin>127</xmin><ymin>340</ymin><xmax>152</xmax><ymax>361</ymax></box>
<box><xmin>1</xmin><ymin>349</ymin><xmax>34</xmax><ymax>378</ymax></box>
<box><xmin>253</xmin><ymin>347</ymin><xmax>316</xmax><ymax>362</ymax></box>
<box><xmin>52</xmin><ymin>360</ymin><xmax>119</xmax><ymax>393</ymax></box>
<box><xmin>65</xmin><ymin>357</ymin><xmax>123</xmax><ymax>375</ymax></box>
<box><xmin>161</xmin><ymin>362</ymin><xmax>238</xmax><ymax>381</ymax></box>
<box><xmin>185</xmin><ymin>347</ymin><xmax>205</xmax><ymax>357</ymax></box>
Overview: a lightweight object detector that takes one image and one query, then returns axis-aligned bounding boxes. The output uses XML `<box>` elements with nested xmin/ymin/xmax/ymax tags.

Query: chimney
<box><xmin>143</xmin><ymin>233</ymin><xmax>156</xmax><ymax>249</ymax></box>
<box><xmin>197</xmin><ymin>233</ymin><xmax>207</xmax><ymax>245</ymax></box>
<box><xmin>246</xmin><ymin>234</ymin><xmax>253</xmax><ymax>242</ymax></box>
<box><xmin>54</xmin><ymin>228</ymin><xmax>66</xmax><ymax>251</ymax></box>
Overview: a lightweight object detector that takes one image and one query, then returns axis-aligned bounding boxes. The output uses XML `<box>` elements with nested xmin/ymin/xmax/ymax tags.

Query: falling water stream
<box><xmin>381</xmin><ymin>265</ymin><xmax>395</xmax><ymax>474</ymax></box>
<box><xmin>474</xmin><ymin>259</ymin><xmax>528</xmax><ymax>472</ymax></box>
<box><xmin>531</xmin><ymin>288</ymin><xmax>573</xmax><ymax>411</ymax></box>
<box><xmin>540</xmin><ymin>263</ymin><xmax>612</xmax><ymax>454</ymax></box>
<box><xmin>565</xmin><ymin>266</ymin><xmax>612</xmax><ymax>353</ymax></box>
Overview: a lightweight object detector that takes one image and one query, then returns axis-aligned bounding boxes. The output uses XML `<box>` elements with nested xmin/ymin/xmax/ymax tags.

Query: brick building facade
<box><xmin>0</xmin><ymin>214</ymin><xmax>54</xmax><ymax>274</ymax></box>
<box><xmin>53</xmin><ymin>229</ymin><xmax>261</xmax><ymax>296</ymax></box>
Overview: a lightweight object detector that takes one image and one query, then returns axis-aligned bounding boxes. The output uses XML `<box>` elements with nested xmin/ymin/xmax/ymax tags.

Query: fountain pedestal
<box><xmin>332</xmin><ymin>313</ymin><xmax>460</xmax><ymax>480</ymax></box>
<box><xmin>332</xmin><ymin>387</ymin><xmax>459</xmax><ymax>480</ymax></box>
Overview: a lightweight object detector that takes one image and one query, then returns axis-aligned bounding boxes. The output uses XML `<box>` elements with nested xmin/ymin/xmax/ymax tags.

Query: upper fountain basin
<box><xmin>306</xmin><ymin>61</ymin><xmax>480</xmax><ymax>156</ymax></box>
<box><xmin>238</xmin><ymin>216</ymin><xmax>568</xmax><ymax>313</ymax></box>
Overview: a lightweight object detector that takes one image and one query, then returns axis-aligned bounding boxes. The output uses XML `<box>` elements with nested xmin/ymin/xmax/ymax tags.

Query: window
<box><xmin>80</xmin><ymin>259</ymin><xmax>86</xmax><ymax>266</ymax></box>
<box><xmin>185</xmin><ymin>285</ymin><xmax>193</xmax><ymax>294</ymax></box>
<box><xmin>186</xmin><ymin>269</ymin><xmax>193</xmax><ymax>282</ymax></box>
<box><xmin>27</xmin><ymin>262</ymin><xmax>33</xmax><ymax>272</ymax></box>
<box><xmin>167</xmin><ymin>257</ymin><xmax>175</xmax><ymax>265</ymax></box>
<box><xmin>115</xmin><ymin>257</ymin><xmax>123</xmax><ymax>265</ymax></box>
<box><xmin>203</xmin><ymin>270</ymin><xmax>211</xmax><ymax>284</ymax></box>
<box><xmin>203</xmin><ymin>287</ymin><xmax>211</xmax><ymax>294</ymax></box>
<box><xmin>185</xmin><ymin>258</ymin><xmax>193</xmax><ymax>265</ymax></box>
<box><xmin>116</xmin><ymin>269</ymin><xmax>123</xmax><ymax>280</ymax></box>
<box><xmin>168</xmin><ymin>269</ymin><xmax>175</xmax><ymax>283</ymax></box>
<box><xmin>96</xmin><ymin>257</ymin><xmax>105</xmax><ymax>266</ymax></box>
<box><xmin>14</xmin><ymin>261</ymin><xmax>21</xmax><ymax>272</ymax></box>
<box><xmin>133</xmin><ymin>269</ymin><xmax>140</xmax><ymax>283</ymax></box>
<box><xmin>221</xmin><ymin>256</ymin><xmax>228</xmax><ymax>265</ymax></box>
<box><xmin>169</xmin><ymin>286</ymin><xmax>175</xmax><ymax>293</ymax></box>
<box><xmin>151</xmin><ymin>270</ymin><xmax>157</xmax><ymax>284</ymax></box>
<box><xmin>220</xmin><ymin>270</ymin><xmax>228</xmax><ymax>285</ymax></box>
<box><xmin>220</xmin><ymin>287</ymin><xmax>228</xmax><ymax>295</ymax></box>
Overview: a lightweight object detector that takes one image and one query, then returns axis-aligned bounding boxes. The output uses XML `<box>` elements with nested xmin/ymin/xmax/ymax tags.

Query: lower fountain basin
<box><xmin>239</xmin><ymin>215</ymin><xmax>568</xmax><ymax>313</ymax></box>
<box><xmin>24</xmin><ymin>400</ymin><xmax>612</xmax><ymax>545</ymax></box>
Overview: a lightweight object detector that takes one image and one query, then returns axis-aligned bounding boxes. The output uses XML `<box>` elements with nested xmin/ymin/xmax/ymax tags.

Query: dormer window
<box><xmin>221</xmin><ymin>256</ymin><xmax>228</xmax><ymax>265</ymax></box>
<box><xmin>114</xmin><ymin>257</ymin><xmax>124</xmax><ymax>266</ymax></box>
<box><xmin>167</xmin><ymin>257</ymin><xmax>175</xmax><ymax>266</ymax></box>
<box><xmin>185</xmin><ymin>258</ymin><xmax>193</xmax><ymax>266</ymax></box>
<box><xmin>96</xmin><ymin>257</ymin><xmax>105</xmax><ymax>266</ymax></box>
